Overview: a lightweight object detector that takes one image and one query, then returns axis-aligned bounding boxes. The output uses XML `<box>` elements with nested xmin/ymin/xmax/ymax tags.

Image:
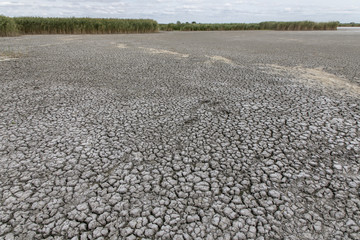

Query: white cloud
<box><xmin>0</xmin><ymin>0</ymin><xmax>359</xmax><ymax>23</ymax></box>
<box><xmin>0</xmin><ymin>2</ymin><xmax>26</xmax><ymax>6</ymax></box>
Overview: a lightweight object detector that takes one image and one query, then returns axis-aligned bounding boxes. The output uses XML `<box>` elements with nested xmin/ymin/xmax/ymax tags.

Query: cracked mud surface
<box><xmin>0</xmin><ymin>30</ymin><xmax>359</xmax><ymax>239</ymax></box>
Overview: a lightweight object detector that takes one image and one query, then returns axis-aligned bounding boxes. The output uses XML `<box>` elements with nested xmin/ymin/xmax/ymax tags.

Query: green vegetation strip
<box><xmin>0</xmin><ymin>16</ymin><xmax>158</xmax><ymax>36</ymax></box>
<box><xmin>338</xmin><ymin>23</ymin><xmax>360</xmax><ymax>27</ymax></box>
<box><xmin>0</xmin><ymin>16</ymin><xmax>341</xmax><ymax>36</ymax></box>
<box><xmin>160</xmin><ymin>21</ymin><xmax>339</xmax><ymax>31</ymax></box>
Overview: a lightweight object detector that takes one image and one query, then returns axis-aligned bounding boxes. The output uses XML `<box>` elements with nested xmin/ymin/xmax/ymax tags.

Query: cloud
<box><xmin>1</xmin><ymin>0</ymin><xmax>359</xmax><ymax>23</ymax></box>
<box><xmin>0</xmin><ymin>2</ymin><xmax>26</xmax><ymax>6</ymax></box>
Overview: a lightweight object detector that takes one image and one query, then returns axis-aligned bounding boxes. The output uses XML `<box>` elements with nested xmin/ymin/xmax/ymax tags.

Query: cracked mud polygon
<box><xmin>0</xmin><ymin>30</ymin><xmax>359</xmax><ymax>239</ymax></box>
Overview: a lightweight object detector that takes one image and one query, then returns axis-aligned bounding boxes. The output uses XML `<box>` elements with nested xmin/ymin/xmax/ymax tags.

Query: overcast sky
<box><xmin>1</xmin><ymin>0</ymin><xmax>359</xmax><ymax>23</ymax></box>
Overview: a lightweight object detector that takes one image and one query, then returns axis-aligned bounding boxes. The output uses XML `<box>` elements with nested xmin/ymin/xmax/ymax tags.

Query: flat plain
<box><xmin>0</xmin><ymin>29</ymin><xmax>359</xmax><ymax>239</ymax></box>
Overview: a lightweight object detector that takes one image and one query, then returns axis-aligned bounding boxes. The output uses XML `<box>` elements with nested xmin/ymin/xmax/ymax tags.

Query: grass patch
<box><xmin>160</xmin><ymin>21</ymin><xmax>339</xmax><ymax>31</ymax></box>
<box><xmin>0</xmin><ymin>15</ymin><xmax>18</xmax><ymax>36</ymax></box>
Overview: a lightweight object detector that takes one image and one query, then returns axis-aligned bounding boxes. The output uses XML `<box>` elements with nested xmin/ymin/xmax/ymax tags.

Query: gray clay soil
<box><xmin>0</xmin><ymin>30</ymin><xmax>359</xmax><ymax>239</ymax></box>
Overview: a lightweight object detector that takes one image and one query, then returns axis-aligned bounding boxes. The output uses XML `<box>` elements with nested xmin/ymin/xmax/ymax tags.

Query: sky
<box><xmin>0</xmin><ymin>0</ymin><xmax>359</xmax><ymax>23</ymax></box>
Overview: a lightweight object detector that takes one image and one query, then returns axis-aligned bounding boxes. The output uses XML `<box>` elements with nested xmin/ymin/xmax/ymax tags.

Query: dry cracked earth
<box><xmin>0</xmin><ymin>29</ymin><xmax>359</xmax><ymax>239</ymax></box>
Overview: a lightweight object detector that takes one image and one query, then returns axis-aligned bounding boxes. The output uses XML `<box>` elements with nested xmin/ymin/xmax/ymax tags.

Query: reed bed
<box><xmin>160</xmin><ymin>23</ymin><xmax>260</xmax><ymax>31</ymax></box>
<box><xmin>259</xmin><ymin>21</ymin><xmax>339</xmax><ymax>30</ymax></box>
<box><xmin>0</xmin><ymin>16</ymin><xmax>18</xmax><ymax>36</ymax></box>
<box><xmin>0</xmin><ymin>17</ymin><xmax>158</xmax><ymax>36</ymax></box>
<box><xmin>338</xmin><ymin>23</ymin><xmax>360</xmax><ymax>27</ymax></box>
<box><xmin>160</xmin><ymin>21</ymin><xmax>339</xmax><ymax>31</ymax></box>
<box><xmin>14</xmin><ymin>17</ymin><xmax>158</xmax><ymax>34</ymax></box>
<box><xmin>1</xmin><ymin>17</ymin><xmax>340</xmax><ymax>37</ymax></box>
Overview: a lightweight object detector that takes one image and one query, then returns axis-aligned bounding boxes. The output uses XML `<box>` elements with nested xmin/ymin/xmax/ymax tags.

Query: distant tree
<box><xmin>192</xmin><ymin>21</ymin><xmax>196</xmax><ymax>24</ymax></box>
<box><xmin>176</xmin><ymin>21</ymin><xmax>181</xmax><ymax>25</ymax></box>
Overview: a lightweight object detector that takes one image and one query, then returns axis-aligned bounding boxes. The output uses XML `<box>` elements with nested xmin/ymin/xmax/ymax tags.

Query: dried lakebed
<box><xmin>0</xmin><ymin>31</ymin><xmax>359</xmax><ymax>239</ymax></box>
